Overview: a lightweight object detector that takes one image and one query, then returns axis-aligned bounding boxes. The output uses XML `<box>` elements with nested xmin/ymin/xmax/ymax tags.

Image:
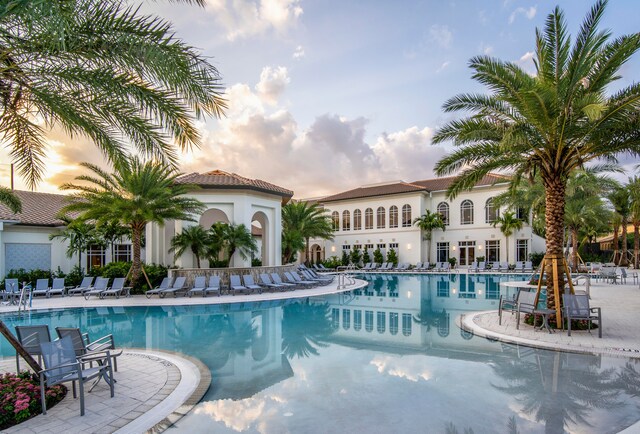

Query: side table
<box><xmin>533</xmin><ymin>308</ymin><xmax>555</xmax><ymax>334</ymax></box>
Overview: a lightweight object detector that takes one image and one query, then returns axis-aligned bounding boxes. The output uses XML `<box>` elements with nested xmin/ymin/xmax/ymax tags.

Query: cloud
<box><xmin>206</xmin><ymin>0</ymin><xmax>303</xmax><ymax>41</ymax></box>
<box><xmin>436</xmin><ymin>61</ymin><xmax>450</xmax><ymax>73</ymax></box>
<box><xmin>516</xmin><ymin>51</ymin><xmax>536</xmax><ymax>75</ymax></box>
<box><xmin>479</xmin><ymin>43</ymin><xmax>494</xmax><ymax>55</ymax></box>
<box><xmin>292</xmin><ymin>45</ymin><xmax>305</xmax><ymax>59</ymax></box>
<box><xmin>255</xmin><ymin>66</ymin><xmax>290</xmax><ymax>105</ymax></box>
<box><xmin>428</xmin><ymin>24</ymin><xmax>453</xmax><ymax>49</ymax></box>
<box><xmin>509</xmin><ymin>6</ymin><xmax>536</xmax><ymax>24</ymax></box>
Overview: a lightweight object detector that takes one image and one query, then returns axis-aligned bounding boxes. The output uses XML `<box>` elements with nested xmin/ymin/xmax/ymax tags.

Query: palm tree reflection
<box><xmin>282</xmin><ymin>299</ymin><xmax>334</xmax><ymax>359</ymax></box>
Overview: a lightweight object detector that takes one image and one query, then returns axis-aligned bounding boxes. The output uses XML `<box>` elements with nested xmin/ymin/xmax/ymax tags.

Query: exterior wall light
<box><xmin>407</xmin><ymin>243</ymin><xmax>412</xmax><ymax>250</ymax></box>
<box><xmin>331</xmin><ymin>246</ymin><xmax>336</xmax><ymax>253</ymax></box>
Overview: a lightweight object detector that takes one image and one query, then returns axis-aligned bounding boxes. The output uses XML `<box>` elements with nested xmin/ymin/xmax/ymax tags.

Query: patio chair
<box><xmin>477</xmin><ymin>262</ymin><xmax>487</xmax><ymax>272</ymax></box>
<box><xmin>84</xmin><ymin>277</ymin><xmax>110</xmax><ymax>300</ymax></box>
<box><xmin>499</xmin><ymin>262</ymin><xmax>510</xmax><ymax>272</ymax></box>
<box><xmin>270</xmin><ymin>273</ymin><xmax>296</xmax><ymax>290</ymax></box>
<box><xmin>32</xmin><ymin>278</ymin><xmax>50</xmax><ymax>297</ymax></box>
<box><xmin>563</xmin><ymin>293</ymin><xmax>602</xmax><ymax>338</ymax></box>
<box><xmin>99</xmin><ymin>277</ymin><xmax>130</xmax><ymax>299</ymax></box>
<box><xmin>159</xmin><ymin>276</ymin><xmax>188</xmax><ymax>298</ymax></box>
<box><xmin>286</xmin><ymin>271</ymin><xmax>315</xmax><ymax>287</ymax></box>
<box><xmin>2</xmin><ymin>278</ymin><xmax>20</xmax><ymax>305</ymax></box>
<box><xmin>440</xmin><ymin>262</ymin><xmax>451</xmax><ymax>272</ymax></box>
<box><xmin>15</xmin><ymin>325</ymin><xmax>51</xmax><ymax>371</ymax></box>
<box><xmin>514</xmin><ymin>261</ymin><xmax>525</xmax><ymax>273</ymax></box>
<box><xmin>39</xmin><ymin>335</ymin><xmax>114</xmax><ymax>416</ymax></box>
<box><xmin>48</xmin><ymin>278</ymin><xmax>67</xmax><ymax>297</ymax></box>
<box><xmin>469</xmin><ymin>261</ymin><xmax>479</xmax><ymax>272</ymax></box>
<box><xmin>490</xmin><ymin>262</ymin><xmax>500</xmax><ymax>271</ymax></box>
<box><xmin>187</xmin><ymin>276</ymin><xmax>207</xmax><ymax>297</ymax></box>
<box><xmin>242</xmin><ymin>275</ymin><xmax>263</xmax><ymax>294</ymax></box>
<box><xmin>229</xmin><ymin>274</ymin><xmax>251</xmax><ymax>295</ymax></box>
<box><xmin>498</xmin><ymin>288</ymin><xmax>524</xmax><ymax>325</ymax></box>
<box><xmin>145</xmin><ymin>276</ymin><xmax>174</xmax><ymax>298</ymax></box>
<box><xmin>259</xmin><ymin>273</ymin><xmax>285</xmax><ymax>292</ymax></box>
<box><xmin>55</xmin><ymin>327</ymin><xmax>123</xmax><ymax>371</ymax></box>
<box><xmin>303</xmin><ymin>268</ymin><xmax>334</xmax><ymax>284</ymax></box>
<box><xmin>523</xmin><ymin>261</ymin><xmax>533</xmax><ymax>273</ymax></box>
<box><xmin>204</xmin><ymin>276</ymin><xmax>223</xmax><ymax>297</ymax></box>
<box><xmin>67</xmin><ymin>277</ymin><xmax>95</xmax><ymax>296</ymax></box>
<box><xmin>515</xmin><ymin>290</ymin><xmax>538</xmax><ymax>329</ymax></box>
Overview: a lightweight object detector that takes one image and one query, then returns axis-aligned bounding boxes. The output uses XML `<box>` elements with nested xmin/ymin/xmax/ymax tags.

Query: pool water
<box><xmin>2</xmin><ymin>273</ymin><xmax>639</xmax><ymax>433</ymax></box>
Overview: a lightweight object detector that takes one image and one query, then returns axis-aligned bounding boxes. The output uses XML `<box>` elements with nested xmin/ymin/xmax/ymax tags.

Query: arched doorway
<box><xmin>251</xmin><ymin>211</ymin><xmax>270</xmax><ymax>266</ymax></box>
<box><xmin>199</xmin><ymin>208</ymin><xmax>230</xmax><ymax>267</ymax></box>
<box><xmin>310</xmin><ymin>243</ymin><xmax>323</xmax><ymax>263</ymax></box>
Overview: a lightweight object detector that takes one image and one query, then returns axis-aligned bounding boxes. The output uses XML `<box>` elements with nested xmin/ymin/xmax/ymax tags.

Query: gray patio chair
<box><xmin>145</xmin><ymin>276</ymin><xmax>174</xmax><ymax>298</ymax></box>
<box><xmin>159</xmin><ymin>276</ymin><xmax>188</xmax><ymax>298</ymax></box>
<box><xmin>242</xmin><ymin>275</ymin><xmax>263</xmax><ymax>294</ymax></box>
<box><xmin>39</xmin><ymin>335</ymin><xmax>114</xmax><ymax>416</ymax></box>
<box><xmin>270</xmin><ymin>273</ymin><xmax>296</xmax><ymax>290</ymax></box>
<box><xmin>498</xmin><ymin>288</ymin><xmax>524</xmax><ymax>325</ymax></box>
<box><xmin>285</xmin><ymin>271</ymin><xmax>315</xmax><ymax>287</ymax></box>
<box><xmin>523</xmin><ymin>261</ymin><xmax>533</xmax><ymax>273</ymax></box>
<box><xmin>302</xmin><ymin>269</ymin><xmax>333</xmax><ymax>284</ymax></box>
<box><xmin>259</xmin><ymin>273</ymin><xmax>285</xmax><ymax>291</ymax></box>
<box><xmin>187</xmin><ymin>276</ymin><xmax>207</xmax><ymax>297</ymax></box>
<box><xmin>32</xmin><ymin>278</ymin><xmax>50</xmax><ymax>297</ymax></box>
<box><xmin>56</xmin><ymin>327</ymin><xmax>123</xmax><ymax>371</ymax></box>
<box><xmin>515</xmin><ymin>290</ymin><xmax>538</xmax><ymax>329</ymax></box>
<box><xmin>84</xmin><ymin>277</ymin><xmax>110</xmax><ymax>300</ymax></box>
<box><xmin>15</xmin><ymin>325</ymin><xmax>51</xmax><ymax>371</ymax></box>
<box><xmin>47</xmin><ymin>278</ymin><xmax>67</xmax><ymax>297</ymax></box>
<box><xmin>204</xmin><ymin>275</ymin><xmax>222</xmax><ymax>297</ymax></box>
<box><xmin>563</xmin><ymin>293</ymin><xmax>602</xmax><ymax>338</ymax></box>
<box><xmin>229</xmin><ymin>274</ymin><xmax>251</xmax><ymax>295</ymax></box>
<box><xmin>67</xmin><ymin>277</ymin><xmax>95</xmax><ymax>296</ymax></box>
<box><xmin>2</xmin><ymin>278</ymin><xmax>20</xmax><ymax>305</ymax></box>
<box><xmin>99</xmin><ymin>277</ymin><xmax>130</xmax><ymax>299</ymax></box>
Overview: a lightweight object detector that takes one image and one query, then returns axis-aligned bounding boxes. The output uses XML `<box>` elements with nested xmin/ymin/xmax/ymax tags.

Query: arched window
<box><xmin>331</xmin><ymin>211</ymin><xmax>339</xmax><ymax>231</ymax></box>
<box><xmin>402</xmin><ymin>204</ymin><xmax>412</xmax><ymax>227</ymax></box>
<box><xmin>377</xmin><ymin>311</ymin><xmax>386</xmax><ymax>334</ymax></box>
<box><xmin>437</xmin><ymin>202</ymin><xmax>450</xmax><ymax>226</ymax></box>
<box><xmin>389</xmin><ymin>205</ymin><xmax>398</xmax><ymax>228</ymax></box>
<box><xmin>377</xmin><ymin>207</ymin><xmax>386</xmax><ymax>229</ymax></box>
<box><xmin>342</xmin><ymin>210</ymin><xmax>350</xmax><ymax>231</ymax></box>
<box><xmin>389</xmin><ymin>312</ymin><xmax>399</xmax><ymax>335</ymax></box>
<box><xmin>461</xmin><ymin>200</ymin><xmax>474</xmax><ymax>225</ymax></box>
<box><xmin>342</xmin><ymin>309</ymin><xmax>351</xmax><ymax>330</ymax></box>
<box><xmin>365</xmin><ymin>208</ymin><xmax>373</xmax><ymax>230</ymax></box>
<box><xmin>485</xmin><ymin>198</ymin><xmax>499</xmax><ymax>223</ymax></box>
<box><xmin>402</xmin><ymin>313</ymin><xmax>412</xmax><ymax>336</ymax></box>
<box><xmin>365</xmin><ymin>310</ymin><xmax>373</xmax><ymax>332</ymax></box>
<box><xmin>353</xmin><ymin>209</ymin><xmax>362</xmax><ymax>231</ymax></box>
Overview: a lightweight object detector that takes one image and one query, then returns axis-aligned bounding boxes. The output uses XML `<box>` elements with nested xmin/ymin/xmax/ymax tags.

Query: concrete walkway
<box><xmin>460</xmin><ymin>278</ymin><xmax>640</xmax><ymax>359</ymax></box>
<box><xmin>0</xmin><ymin>350</ymin><xmax>210</xmax><ymax>434</ymax></box>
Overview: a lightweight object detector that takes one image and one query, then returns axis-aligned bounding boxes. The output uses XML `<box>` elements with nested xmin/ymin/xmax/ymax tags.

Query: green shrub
<box><xmin>53</xmin><ymin>265</ymin><xmax>85</xmax><ymax>287</ymax></box>
<box><xmin>362</xmin><ymin>248</ymin><xmax>371</xmax><ymax>264</ymax></box>
<box><xmin>135</xmin><ymin>263</ymin><xmax>170</xmax><ymax>294</ymax></box>
<box><xmin>89</xmin><ymin>261</ymin><xmax>131</xmax><ymax>280</ymax></box>
<box><xmin>529</xmin><ymin>252</ymin><xmax>545</xmax><ymax>267</ymax></box>
<box><xmin>208</xmin><ymin>259</ymin><xmax>229</xmax><ymax>268</ymax></box>
<box><xmin>341</xmin><ymin>250</ymin><xmax>349</xmax><ymax>266</ymax></box>
<box><xmin>373</xmin><ymin>248</ymin><xmax>384</xmax><ymax>264</ymax></box>
<box><xmin>0</xmin><ymin>372</ymin><xmax>66</xmax><ymax>430</ymax></box>
<box><xmin>322</xmin><ymin>256</ymin><xmax>342</xmax><ymax>269</ymax></box>
<box><xmin>350</xmin><ymin>248</ymin><xmax>362</xmax><ymax>266</ymax></box>
<box><xmin>386</xmin><ymin>248</ymin><xmax>398</xmax><ymax>266</ymax></box>
<box><xmin>448</xmin><ymin>257</ymin><xmax>457</xmax><ymax>268</ymax></box>
<box><xmin>251</xmin><ymin>258</ymin><xmax>262</xmax><ymax>267</ymax></box>
<box><xmin>4</xmin><ymin>269</ymin><xmax>52</xmax><ymax>288</ymax></box>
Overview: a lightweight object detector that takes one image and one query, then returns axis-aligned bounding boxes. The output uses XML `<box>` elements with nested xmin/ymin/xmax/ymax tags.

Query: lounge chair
<box><xmin>523</xmin><ymin>261</ymin><xmax>533</xmax><ymax>273</ymax></box>
<box><xmin>39</xmin><ymin>336</ymin><xmax>114</xmax><ymax>416</ymax></box>
<box><xmin>32</xmin><ymin>279</ymin><xmax>50</xmax><ymax>297</ymax></box>
<box><xmin>204</xmin><ymin>276</ymin><xmax>222</xmax><ymax>297</ymax></box>
<box><xmin>99</xmin><ymin>277</ymin><xmax>130</xmax><ymax>299</ymax></box>
<box><xmin>2</xmin><ymin>278</ymin><xmax>20</xmax><ymax>305</ymax></box>
<box><xmin>303</xmin><ymin>269</ymin><xmax>334</xmax><ymax>284</ymax></box>
<box><xmin>499</xmin><ymin>262</ymin><xmax>510</xmax><ymax>272</ymax></box>
<box><xmin>477</xmin><ymin>262</ymin><xmax>487</xmax><ymax>272</ymax></box>
<box><xmin>15</xmin><ymin>325</ymin><xmax>51</xmax><ymax>371</ymax></box>
<box><xmin>67</xmin><ymin>277</ymin><xmax>95</xmax><ymax>296</ymax></box>
<box><xmin>230</xmin><ymin>274</ymin><xmax>251</xmax><ymax>295</ymax></box>
<box><xmin>55</xmin><ymin>327</ymin><xmax>123</xmax><ymax>371</ymax></box>
<box><xmin>47</xmin><ymin>278</ymin><xmax>67</xmax><ymax>297</ymax></box>
<box><xmin>159</xmin><ymin>276</ymin><xmax>188</xmax><ymax>298</ymax></box>
<box><xmin>514</xmin><ymin>261</ymin><xmax>525</xmax><ymax>273</ymax></box>
<box><xmin>361</xmin><ymin>263</ymin><xmax>372</xmax><ymax>271</ymax></box>
<box><xmin>242</xmin><ymin>275</ymin><xmax>263</xmax><ymax>294</ymax></box>
<box><xmin>318</xmin><ymin>264</ymin><xmax>332</xmax><ymax>271</ymax></box>
<box><xmin>259</xmin><ymin>273</ymin><xmax>286</xmax><ymax>292</ymax></box>
<box><xmin>187</xmin><ymin>276</ymin><xmax>207</xmax><ymax>297</ymax></box>
<box><xmin>145</xmin><ymin>277</ymin><xmax>174</xmax><ymax>298</ymax></box>
<box><xmin>285</xmin><ymin>271</ymin><xmax>316</xmax><ymax>287</ymax></box>
<box><xmin>84</xmin><ymin>277</ymin><xmax>110</xmax><ymax>300</ymax></box>
<box><xmin>395</xmin><ymin>263</ymin><xmax>409</xmax><ymax>271</ymax></box>
<box><xmin>440</xmin><ymin>262</ymin><xmax>451</xmax><ymax>272</ymax></box>
<box><xmin>563</xmin><ymin>294</ymin><xmax>602</xmax><ymax>338</ymax></box>
<box><xmin>469</xmin><ymin>262</ymin><xmax>479</xmax><ymax>272</ymax></box>
<box><xmin>270</xmin><ymin>273</ymin><xmax>296</xmax><ymax>290</ymax></box>
<box><xmin>490</xmin><ymin>261</ymin><xmax>500</xmax><ymax>271</ymax></box>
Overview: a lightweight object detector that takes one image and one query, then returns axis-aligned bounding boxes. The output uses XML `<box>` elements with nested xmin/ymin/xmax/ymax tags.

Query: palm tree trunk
<box><xmin>505</xmin><ymin>235</ymin><xmax>509</xmax><ymax>264</ymax></box>
<box><xmin>571</xmin><ymin>227</ymin><xmax>579</xmax><ymax>272</ymax></box>
<box><xmin>621</xmin><ymin>218</ymin><xmax>629</xmax><ymax>266</ymax></box>
<box><xmin>612</xmin><ymin>224</ymin><xmax>619</xmax><ymax>264</ymax></box>
<box><xmin>543</xmin><ymin>177</ymin><xmax>566</xmax><ymax>317</ymax></box>
<box><xmin>131</xmin><ymin>224</ymin><xmax>143</xmax><ymax>285</ymax></box>
<box><xmin>305</xmin><ymin>237</ymin><xmax>310</xmax><ymax>265</ymax></box>
<box><xmin>634</xmin><ymin>223</ymin><xmax>639</xmax><ymax>269</ymax></box>
<box><xmin>228</xmin><ymin>247</ymin><xmax>235</xmax><ymax>267</ymax></box>
<box><xmin>427</xmin><ymin>238</ymin><xmax>431</xmax><ymax>264</ymax></box>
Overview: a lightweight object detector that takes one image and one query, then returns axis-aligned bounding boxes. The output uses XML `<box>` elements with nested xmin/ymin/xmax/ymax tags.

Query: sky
<box><xmin>1</xmin><ymin>0</ymin><xmax>639</xmax><ymax>198</ymax></box>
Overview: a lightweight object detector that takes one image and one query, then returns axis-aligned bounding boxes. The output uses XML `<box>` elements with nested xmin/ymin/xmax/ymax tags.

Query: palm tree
<box><xmin>170</xmin><ymin>225</ymin><xmax>209</xmax><ymax>268</ymax></box>
<box><xmin>491</xmin><ymin>211</ymin><xmax>524</xmax><ymax>264</ymax></box>
<box><xmin>609</xmin><ymin>187</ymin><xmax>631</xmax><ymax>266</ymax></box>
<box><xmin>0</xmin><ymin>187</ymin><xmax>21</xmax><ymax>213</ymax></box>
<box><xmin>432</xmin><ymin>1</ymin><xmax>640</xmax><ymax>320</ymax></box>
<box><xmin>60</xmin><ymin>158</ymin><xmax>205</xmax><ymax>284</ymax></box>
<box><xmin>206</xmin><ymin>222</ymin><xmax>228</xmax><ymax>266</ymax></box>
<box><xmin>282</xmin><ymin>201</ymin><xmax>334</xmax><ymax>264</ymax></box>
<box><xmin>223</xmin><ymin>223</ymin><xmax>258</xmax><ymax>266</ymax></box>
<box><xmin>49</xmin><ymin>218</ymin><xmax>100</xmax><ymax>269</ymax></box>
<box><xmin>0</xmin><ymin>0</ymin><xmax>226</xmax><ymax>189</ymax></box>
<box><xmin>628</xmin><ymin>177</ymin><xmax>640</xmax><ymax>269</ymax></box>
<box><xmin>413</xmin><ymin>210</ymin><xmax>446</xmax><ymax>263</ymax></box>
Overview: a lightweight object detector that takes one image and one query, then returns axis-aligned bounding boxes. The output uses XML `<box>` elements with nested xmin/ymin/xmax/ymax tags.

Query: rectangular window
<box><xmin>516</xmin><ymin>208</ymin><xmax>527</xmax><ymax>221</ymax></box>
<box><xmin>377</xmin><ymin>243</ymin><xmax>386</xmax><ymax>250</ymax></box>
<box><xmin>354</xmin><ymin>310</ymin><xmax>362</xmax><ymax>331</ymax></box>
<box><xmin>365</xmin><ymin>310</ymin><xmax>374</xmax><ymax>332</ymax></box>
<box><xmin>113</xmin><ymin>244</ymin><xmax>132</xmax><ymax>263</ymax></box>
<box><xmin>516</xmin><ymin>239</ymin><xmax>529</xmax><ymax>262</ymax></box>
<box><xmin>342</xmin><ymin>245</ymin><xmax>351</xmax><ymax>251</ymax></box>
<box><xmin>365</xmin><ymin>244</ymin><xmax>374</xmax><ymax>249</ymax></box>
<box><xmin>332</xmin><ymin>308</ymin><xmax>340</xmax><ymax>329</ymax></box>
<box><xmin>389</xmin><ymin>243</ymin><xmax>398</xmax><ymax>249</ymax></box>
<box><xmin>436</xmin><ymin>242</ymin><xmax>449</xmax><ymax>263</ymax></box>
<box><xmin>342</xmin><ymin>309</ymin><xmax>351</xmax><ymax>330</ymax></box>
<box><xmin>402</xmin><ymin>313</ymin><xmax>412</xmax><ymax>336</ymax></box>
<box><xmin>354</xmin><ymin>244</ymin><xmax>362</xmax><ymax>250</ymax></box>
<box><xmin>486</xmin><ymin>240</ymin><xmax>500</xmax><ymax>262</ymax></box>
<box><xmin>437</xmin><ymin>279</ymin><xmax>449</xmax><ymax>297</ymax></box>
<box><xmin>87</xmin><ymin>245</ymin><xmax>106</xmax><ymax>271</ymax></box>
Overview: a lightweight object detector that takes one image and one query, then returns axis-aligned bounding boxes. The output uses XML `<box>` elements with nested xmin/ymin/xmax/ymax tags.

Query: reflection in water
<box><xmin>1</xmin><ymin>274</ymin><xmax>639</xmax><ymax>433</ymax></box>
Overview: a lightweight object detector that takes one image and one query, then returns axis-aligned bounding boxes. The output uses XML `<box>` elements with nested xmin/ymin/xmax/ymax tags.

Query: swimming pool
<box><xmin>2</xmin><ymin>273</ymin><xmax>639</xmax><ymax>433</ymax></box>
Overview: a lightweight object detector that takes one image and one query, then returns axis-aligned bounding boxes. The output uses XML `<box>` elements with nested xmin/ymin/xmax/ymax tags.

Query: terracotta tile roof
<box><xmin>319</xmin><ymin>173</ymin><xmax>510</xmax><ymax>203</ymax></box>
<box><xmin>319</xmin><ymin>182</ymin><xmax>427</xmax><ymax>203</ymax></box>
<box><xmin>411</xmin><ymin>173</ymin><xmax>510</xmax><ymax>191</ymax></box>
<box><xmin>0</xmin><ymin>190</ymin><xmax>70</xmax><ymax>226</ymax></box>
<box><xmin>176</xmin><ymin>170</ymin><xmax>293</xmax><ymax>198</ymax></box>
